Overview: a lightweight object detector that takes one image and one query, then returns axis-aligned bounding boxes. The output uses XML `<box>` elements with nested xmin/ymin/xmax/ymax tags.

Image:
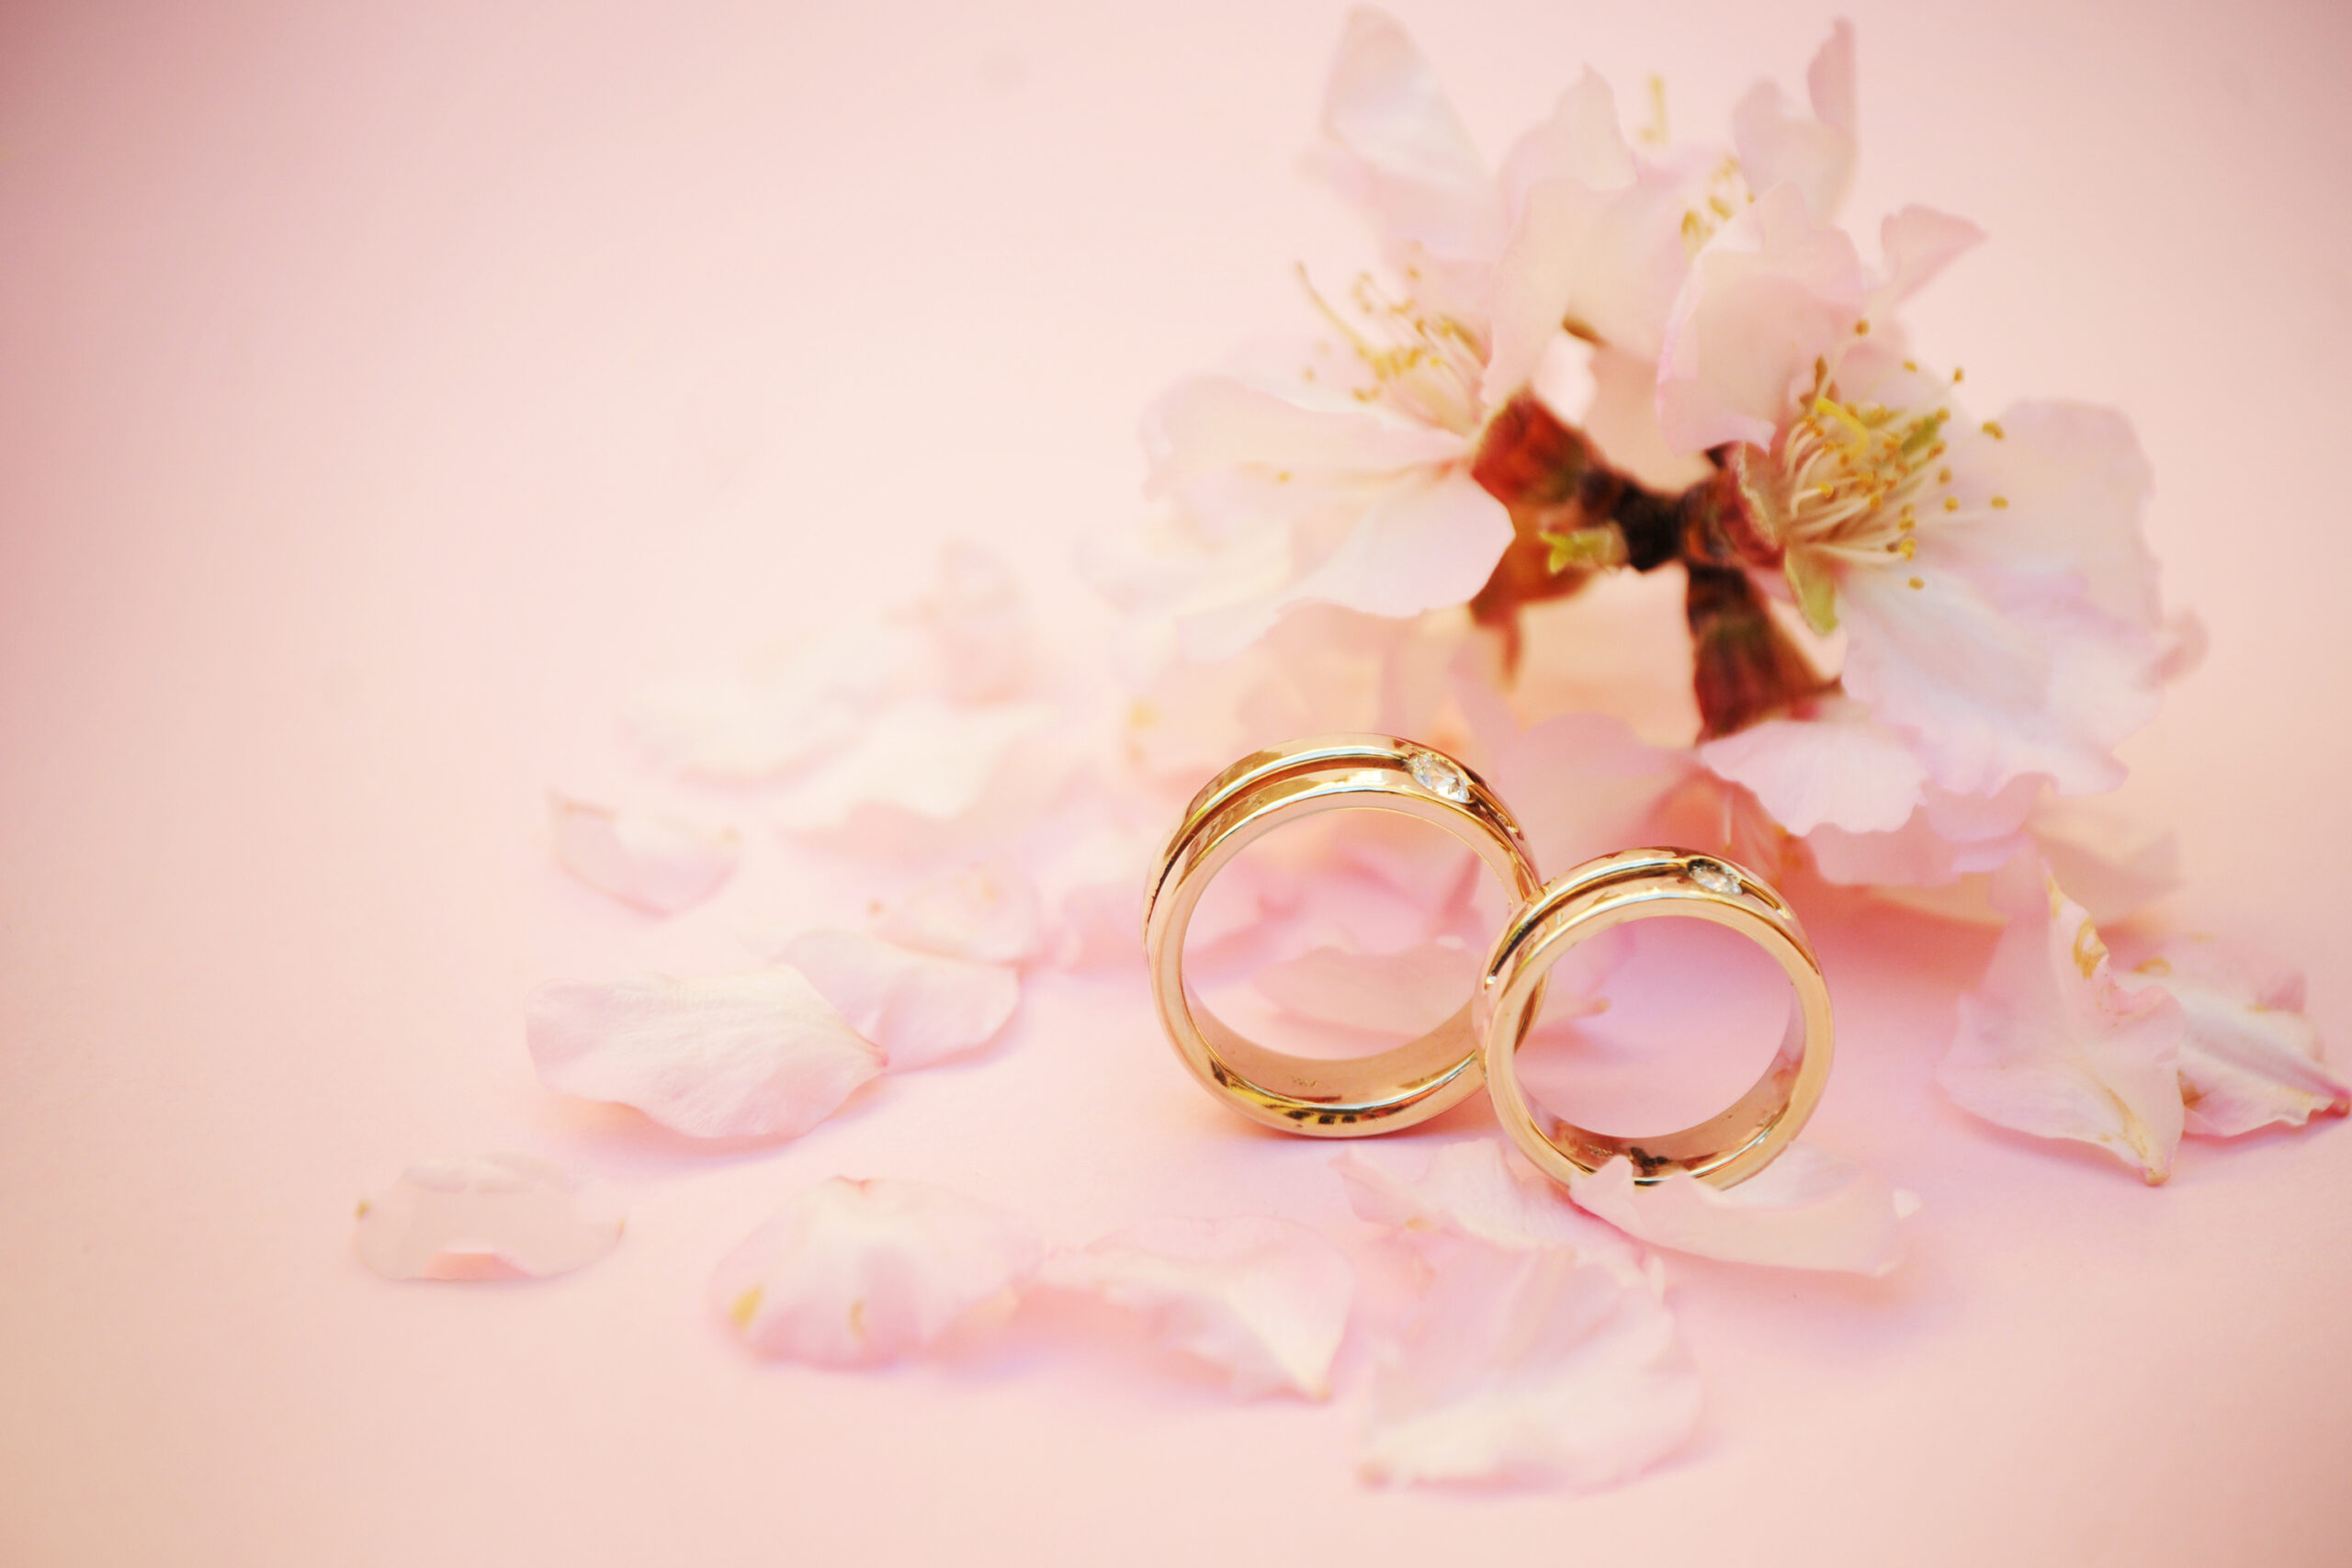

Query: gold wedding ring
<box><xmin>1144</xmin><ymin>734</ymin><xmax>1543</xmax><ymax>1135</ymax></box>
<box><xmin>1478</xmin><ymin>849</ymin><xmax>1834</xmax><ymax>1187</ymax></box>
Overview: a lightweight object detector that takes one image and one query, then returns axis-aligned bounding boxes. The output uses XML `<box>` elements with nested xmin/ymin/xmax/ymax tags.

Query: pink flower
<box><xmin>1657</xmin><ymin>178</ymin><xmax>2165</xmax><ymax>860</ymax></box>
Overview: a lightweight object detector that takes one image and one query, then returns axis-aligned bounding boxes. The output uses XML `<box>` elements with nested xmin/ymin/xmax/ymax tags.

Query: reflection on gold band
<box><xmin>1477</xmin><ymin>849</ymin><xmax>1834</xmax><ymax>1188</ymax></box>
<box><xmin>1144</xmin><ymin>734</ymin><xmax>1544</xmax><ymax>1136</ymax></box>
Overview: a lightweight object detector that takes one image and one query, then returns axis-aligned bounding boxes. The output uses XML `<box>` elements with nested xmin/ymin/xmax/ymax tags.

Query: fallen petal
<box><xmin>526</xmin><ymin>969</ymin><xmax>883</xmax><ymax>1139</ymax></box>
<box><xmin>1334</xmin><ymin>1139</ymin><xmax>1636</xmax><ymax>1265</ymax></box>
<box><xmin>771</xmin><ymin>697</ymin><xmax>1057</xmax><ymax>833</ymax></box>
<box><xmin>1937</xmin><ymin>863</ymin><xmax>2186</xmax><ymax>1180</ymax></box>
<box><xmin>1565</xmin><ymin>1146</ymin><xmax>1914</xmax><ymax>1277</ymax></box>
<box><xmin>1360</xmin><ymin>1240</ymin><xmax>1700</xmax><ymax>1490</ymax></box>
<box><xmin>355</xmin><ymin>1153</ymin><xmax>620</xmax><ymax>1281</ymax></box>
<box><xmin>776</xmin><ymin>929</ymin><xmax>1019</xmax><ymax>1071</ymax></box>
<box><xmin>548</xmin><ymin>793</ymin><xmax>741</xmax><ymax>916</ymax></box>
<box><xmin>1038</xmin><ymin>1215</ymin><xmax>1355</xmax><ymax>1399</ymax></box>
<box><xmin>628</xmin><ymin>625</ymin><xmax>901</xmax><ymax>782</ymax></box>
<box><xmin>711</xmin><ymin>1177</ymin><xmax>1042</xmax><ymax>1366</ymax></box>
<box><xmin>875</xmin><ymin>859</ymin><xmax>1044</xmax><ymax>964</ymax></box>
<box><xmin>2116</xmin><ymin>933</ymin><xmax>2348</xmax><ymax>1137</ymax></box>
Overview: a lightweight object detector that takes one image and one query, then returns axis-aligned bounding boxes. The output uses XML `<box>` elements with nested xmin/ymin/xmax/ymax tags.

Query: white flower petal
<box><xmin>1937</xmin><ymin>865</ymin><xmax>2186</xmax><ymax>1181</ymax></box>
<box><xmin>1144</xmin><ymin>373</ymin><xmax>1467</xmax><ymax>499</ymax></box>
<box><xmin>875</xmin><ymin>859</ymin><xmax>1044</xmax><ymax>964</ymax></box>
<box><xmin>548</xmin><ymin>793</ymin><xmax>741</xmax><ymax>916</ymax></box>
<box><xmin>526</xmin><ymin>970</ymin><xmax>883</xmax><ymax>1140</ymax></box>
<box><xmin>1943</xmin><ymin>400</ymin><xmax>2162</xmax><ymax>628</ymax></box>
<box><xmin>1804</xmin><ymin>778</ymin><xmax>2038</xmax><ymax>889</ymax></box>
<box><xmin>1038</xmin><ymin>1215</ymin><xmax>1354</xmax><ymax>1399</ymax></box>
<box><xmin>1657</xmin><ymin>182</ymin><xmax>1871</xmax><ymax>453</ymax></box>
<box><xmin>1879</xmin><ymin>204</ymin><xmax>1985</xmax><ymax>306</ymax></box>
<box><xmin>1565</xmin><ymin>1146</ymin><xmax>1912</xmax><ymax>1276</ymax></box>
<box><xmin>2117</xmin><ymin>934</ymin><xmax>2348</xmax><ymax>1137</ymax></box>
<box><xmin>1335</xmin><ymin>1139</ymin><xmax>1637</xmax><ymax>1263</ymax></box>
<box><xmin>1272</xmin><ymin>466</ymin><xmax>1514</xmax><ymax>625</ymax></box>
<box><xmin>1254</xmin><ymin>942</ymin><xmax>1476</xmax><ymax>1038</ymax></box>
<box><xmin>1359</xmin><ymin>1240</ymin><xmax>1701</xmax><ymax>1489</ymax></box>
<box><xmin>1729</xmin><ymin>21</ymin><xmax>1857</xmax><ymax>223</ymax></box>
<box><xmin>770</xmin><ymin>698</ymin><xmax>1055</xmax><ymax>833</ymax></box>
<box><xmin>355</xmin><ymin>1154</ymin><xmax>621</xmax><ymax>1281</ymax></box>
<box><xmin>1316</xmin><ymin>8</ymin><xmax>1503</xmax><ymax>291</ymax></box>
<box><xmin>711</xmin><ymin>1177</ymin><xmax>1042</xmax><ymax>1366</ymax></box>
<box><xmin>1697</xmin><ymin>703</ymin><xmax>1927</xmax><ymax>835</ymax></box>
<box><xmin>777</xmin><ymin>929</ymin><xmax>1018</xmax><ymax>1071</ymax></box>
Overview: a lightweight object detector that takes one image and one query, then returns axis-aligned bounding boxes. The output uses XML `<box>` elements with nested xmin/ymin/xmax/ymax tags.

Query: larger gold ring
<box><xmin>1478</xmin><ymin>848</ymin><xmax>1834</xmax><ymax>1187</ymax></box>
<box><xmin>1144</xmin><ymin>734</ymin><xmax>1544</xmax><ymax>1136</ymax></box>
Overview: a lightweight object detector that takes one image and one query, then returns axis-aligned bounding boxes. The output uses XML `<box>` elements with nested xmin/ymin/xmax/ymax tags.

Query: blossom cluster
<box><xmin>355</xmin><ymin>12</ymin><xmax>2339</xmax><ymax>1498</ymax></box>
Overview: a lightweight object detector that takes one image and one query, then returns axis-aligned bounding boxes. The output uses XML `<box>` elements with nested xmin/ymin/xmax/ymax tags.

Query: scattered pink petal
<box><xmin>526</xmin><ymin>970</ymin><xmax>883</xmax><ymax>1139</ymax></box>
<box><xmin>1359</xmin><ymin>1240</ymin><xmax>1701</xmax><ymax>1490</ymax></box>
<box><xmin>1565</xmin><ymin>1146</ymin><xmax>1916</xmax><ymax>1277</ymax></box>
<box><xmin>875</xmin><ymin>859</ymin><xmax>1043</xmax><ymax>964</ymax></box>
<box><xmin>1038</xmin><ymin>1216</ymin><xmax>1355</xmax><ymax>1399</ymax></box>
<box><xmin>1938</xmin><ymin>864</ymin><xmax>2186</xmax><ymax>1181</ymax></box>
<box><xmin>355</xmin><ymin>1154</ymin><xmax>620</xmax><ymax>1281</ymax></box>
<box><xmin>548</xmin><ymin>793</ymin><xmax>741</xmax><ymax>916</ymax></box>
<box><xmin>1254</xmin><ymin>942</ymin><xmax>1478</xmax><ymax>1039</ymax></box>
<box><xmin>711</xmin><ymin>1177</ymin><xmax>1042</xmax><ymax>1367</ymax></box>
<box><xmin>2029</xmin><ymin>798</ymin><xmax>2180</xmax><ymax>926</ymax></box>
<box><xmin>2116</xmin><ymin>934</ymin><xmax>2348</xmax><ymax>1137</ymax></box>
<box><xmin>771</xmin><ymin>697</ymin><xmax>1056</xmax><ymax>833</ymax></box>
<box><xmin>1335</xmin><ymin>1139</ymin><xmax>1635</xmax><ymax>1264</ymax></box>
<box><xmin>776</xmin><ymin>929</ymin><xmax>1019</xmax><ymax>1071</ymax></box>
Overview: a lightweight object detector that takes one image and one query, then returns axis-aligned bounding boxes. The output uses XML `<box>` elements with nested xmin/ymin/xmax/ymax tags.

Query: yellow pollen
<box><xmin>1952</xmin><ymin>367</ymin><xmax>1966</xmax><ymax>383</ymax></box>
<box><xmin>1275</xmin><ymin>470</ymin><xmax>1292</xmax><ymax>483</ymax></box>
<box><xmin>1943</xmin><ymin>495</ymin><xmax>1960</xmax><ymax>512</ymax></box>
<box><xmin>1938</xmin><ymin>467</ymin><xmax>1953</xmax><ymax>484</ymax></box>
<box><xmin>1983</xmin><ymin>419</ymin><xmax>2006</xmax><ymax>439</ymax></box>
<box><xmin>1903</xmin><ymin>359</ymin><xmax>1919</xmax><ymax>372</ymax></box>
<box><xmin>1899</xmin><ymin>536</ymin><xmax>1917</xmax><ymax>558</ymax></box>
<box><xmin>1908</xmin><ymin>576</ymin><xmax>1925</xmax><ymax>589</ymax></box>
<box><xmin>1854</xmin><ymin>319</ymin><xmax>1871</xmax><ymax>336</ymax></box>
<box><xmin>1990</xmin><ymin>495</ymin><xmax>2008</xmax><ymax>509</ymax></box>
<box><xmin>1899</xmin><ymin>517</ymin><xmax>1915</xmax><ymax>531</ymax></box>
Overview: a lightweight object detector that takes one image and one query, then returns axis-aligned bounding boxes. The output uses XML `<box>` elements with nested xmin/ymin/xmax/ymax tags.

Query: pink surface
<box><xmin>5</xmin><ymin>1</ymin><xmax>2351</xmax><ymax>1562</ymax></box>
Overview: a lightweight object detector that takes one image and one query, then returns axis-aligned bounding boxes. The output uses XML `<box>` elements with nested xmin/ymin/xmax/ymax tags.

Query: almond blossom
<box><xmin>354</xmin><ymin>1154</ymin><xmax>622</xmax><ymax>1281</ymax></box>
<box><xmin>1036</xmin><ymin>1215</ymin><xmax>1355</xmax><ymax>1399</ymax></box>
<box><xmin>712</xmin><ymin>1178</ymin><xmax>1042</xmax><ymax>1367</ymax></box>
<box><xmin>1938</xmin><ymin>866</ymin><xmax>2186</xmax><ymax>1181</ymax></box>
<box><xmin>1565</xmin><ymin>1146</ymin><xmax>1917</xmax><ymax>1277</ymax></box>
<box><xmin>1658</xmin><ymin>184</ymin><xmax>2166</xmax><ymax>855</ymax></box>
<box><xmin>526</xmin><ymin>969</ymin><xmax>883</xmax><ymax>1140</ymax></box>
<box><xmin>1091</xmin><ymin>9</ymin><xmax>1749</xmax><ymax>672</ymax></box>
<box><xmin>548</xmin><ymin>793</ymin><xmax>741</xmax><ymax>916</ymax></box>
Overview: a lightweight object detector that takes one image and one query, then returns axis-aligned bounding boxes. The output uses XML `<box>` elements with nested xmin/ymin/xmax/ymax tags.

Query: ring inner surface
<box><xmin>1159</xmin><ymin>766</ymin><xmax>1534</xmax><ymax>1125</ymax></box>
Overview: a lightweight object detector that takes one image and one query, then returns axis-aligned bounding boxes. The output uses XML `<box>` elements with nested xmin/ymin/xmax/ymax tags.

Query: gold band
<box><xmin>1144</xmin><ymin>734</ymin><xmax>1544</xmax><ymax>1135</ymax></box>
<box><xmin>1477</xmin><ymin>848</ymin><xmax>1833</xmax><ymax>1187</ymax></box>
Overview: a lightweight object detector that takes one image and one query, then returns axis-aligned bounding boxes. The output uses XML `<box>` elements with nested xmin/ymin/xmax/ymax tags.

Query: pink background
<box><xmin>5</xmin><ymin>1</ymin><xmax>2350</xmax><ymax>1562</ymax></box>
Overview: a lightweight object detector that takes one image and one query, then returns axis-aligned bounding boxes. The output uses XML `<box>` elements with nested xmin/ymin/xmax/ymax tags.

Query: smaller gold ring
<box><xmin>1477</xmin><ymin>849</ymin><xmax>1833</xmax><ymax>1187</ymax></box>
<box><xmin>1144</xmin><ymin>734</ymin><xmax>1544</xmax><ymax>1136</ymax></box>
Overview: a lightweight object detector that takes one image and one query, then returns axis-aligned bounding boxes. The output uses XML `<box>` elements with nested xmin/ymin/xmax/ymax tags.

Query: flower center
<box><xmin>1770</xmin><ymin>365</ymin><xmax>1954</xmax><ymax>570</ymax></box>
<box><xmin>1302</xmin><ymin>268</ymin><xmax>1488</xmax><ymax>435</ymax></box>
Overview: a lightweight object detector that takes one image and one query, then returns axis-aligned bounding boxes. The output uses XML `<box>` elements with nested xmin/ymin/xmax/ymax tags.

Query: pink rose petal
<box><xmin>1938</xmin><ymin>864</ymin><xmax>2186</xmax><ymax>1181</ymax></box>
<box><xmin>776</xmin><ymin>929</ymin><xmax>1019</xmax><ymax>1072</ymax></box>
<box><xmin>548</xmin><ymin>793</ymin><xmax>741</xmax><ymax>916</ymax></box>
<box><xmin>711</xmin><ymin>1177</ymin><xmax>1042</xmax><ymax>1366</ymax></box>
<box><xmin>1038</xmin><ymin>1215</ymin><xmax>1355</xmax><ymax>1399</ymax></box>
<box><xmin>2117</xmin><ymin>934</ymin><xmax>2348</xmax><ymax>1137</ymax></box>
<box><xmin>526</xmin><ymin>970</ymin><xmax>883</xmax><ymax>1139</ymax></box>
<box><xmin>1565</xmin><ymin>1146</ymin><xmax>1916</xmax><ymax>1277</ymax></box>
<box><xmin>355</xmin><ymin>1154</ymin><xmax>621</xmax><ymax>1281</ymax></box>
<box><xmin>1359</xmin><ymin>1240</ymin><xmax>1701</xmax><ymax>1490</ymax></box>
<box><xmin>875</xmin><ymin>859</ymin><xmax>1043</xmax><ymax>964</ymax></box>
<box><xmin>1335</xmin><ymin>1139</ymin><xmax>1636</xmax><ymax>1264</ymax></box>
